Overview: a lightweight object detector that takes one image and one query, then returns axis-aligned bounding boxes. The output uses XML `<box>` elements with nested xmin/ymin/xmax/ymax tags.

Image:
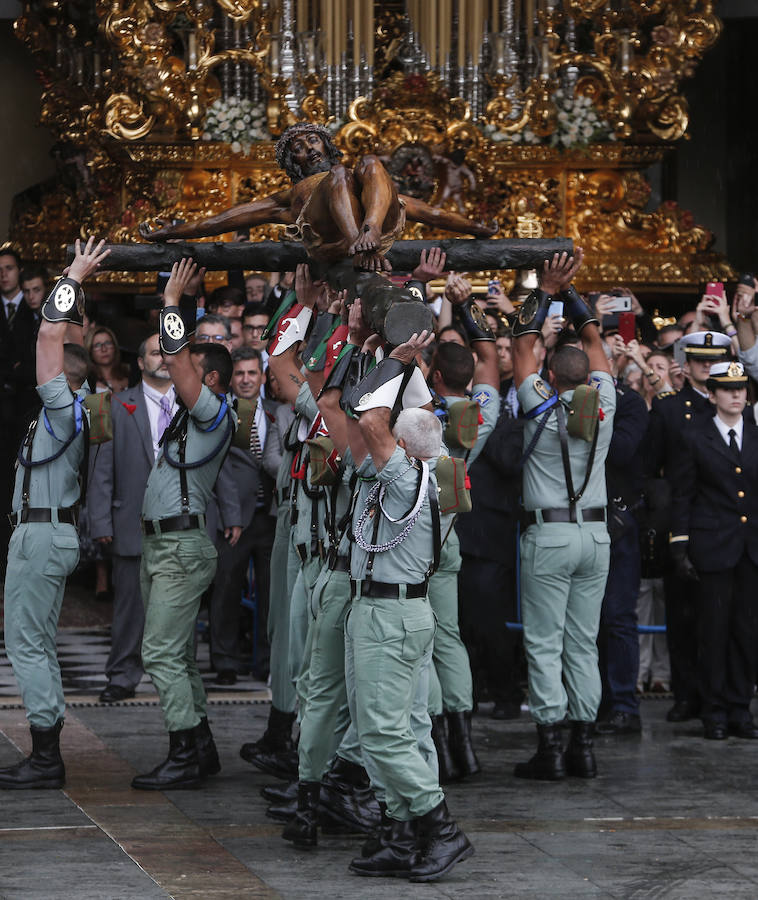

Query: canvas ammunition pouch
<box><xmin>83</xmin><ymin>392</ymin><xmax>113</xmax><ymax>444</ymax></box>
<box><xmin>436</xmin><ymin>454</ymin><xmax>472</xmax><ymax>515</ymax></box>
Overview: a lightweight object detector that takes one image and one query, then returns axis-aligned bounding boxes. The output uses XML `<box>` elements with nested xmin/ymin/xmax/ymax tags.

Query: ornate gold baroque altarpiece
<box><xmin>8</xmin><ymin>0</ymin><xmax>732</xmax><ymax>294</ymax></box>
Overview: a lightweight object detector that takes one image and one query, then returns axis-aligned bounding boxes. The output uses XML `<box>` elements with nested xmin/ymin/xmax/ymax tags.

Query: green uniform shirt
<box><xmin>12</xmin><ymin>373</ymin><xmax>87</xmax><ymax>513</ymax></box>
<box><xmin>517</xmin><ymin>371</ymin><xmax>616</xmax><ymax>511</ymax></box>
<box><xmin>443</xmin><ymin>382</ymin><xmax>499</xmax><ymax>466</ymax></box>
<box><xmin>290</xmin><ymin>382</ymin><xmax>328</xmax><ymax>550</ymax></box>
<box><xmin>142</xmin><ymin>384</ymin><xmax>234</xmax><ymax>520</ymax></box>
<box><xmin>350</xmin><ymin>446</ymin><xmax>438</xmax><ymax>585</ymax></box>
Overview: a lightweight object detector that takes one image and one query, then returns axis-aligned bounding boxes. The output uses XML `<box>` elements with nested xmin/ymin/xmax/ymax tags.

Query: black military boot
<box><xmin>565</xmin><ymin>721</ymin><xmax>597</xmax><ymax>778</ymax></box>
<box><xmin>431</xmin><ymin>715</ymin><xmax>461</xmax><ymax>783</ymax></box>
<box><xmin>349</xmin><ymin>817</ymin><xmax>418</xmax><ymax>877</ymax></box>
<box><xmin>513</xmin><ymin>723</ymin><xmax>566</xmax><ymax>781</ymax></box>
<box><xmin>239</xmin><ymin>705</ymin><xmax>297</xmax><ymax>780</ymax></box>
<box><xmin>194</xmin><ymin>717</ymin><xmax>221</xmax><ymax>778</ymax></box>
<box><xmin>282</xmin><ymin>781</ymin><xmax>320</xmax><ymax>849</ymax></box>
<box><xmin>131</xmin><ymin>729</ymin><xmax>201</xmax><ymax>790</ymax></box>
<box><xmin>261</xmin><ymin>780</ymin><xmax>298</xmax><ymax>804</ymax></box>
<box><xmin>0</xmin><ymin>720</ymin><xmax>65</xmax><ymax>790</ymax></box>
<box><xmin>408</xmin><ymin>799</ymin><xmax>474</xmax><ymax>882</ymax></box>
<box><xmin>447</xmin><ymin>711</ymin><xmax>481</xmax><ymax>778</ymax></box>
<box><xmin>320</xmin><ymin>757</ymin><xmax>381</xmax><ymax>834</ymax></box>
<box><xmin>361</xmin><ymin>802</ymin><xmax>389</xmax><ymax>858</ymax></box>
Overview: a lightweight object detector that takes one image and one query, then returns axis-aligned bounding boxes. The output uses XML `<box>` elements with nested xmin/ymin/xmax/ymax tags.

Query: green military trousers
<box><xmin>520</xmin><ymin>522</ymin><xmax>611</xmax><ymax>724</ymax></box>
<box><xmin>140</xmin><ymin>529</ymin><xmax>217</xmax><ymax>733</ymax></box>
<box><xmin>288</xmin><ymin>549</ymin><xmax>322</xmax><ymax>707</ymax></box>
<box><xmin>340</xmin><ymin>614</ymin><xmax>437</xmax><ymax>784</ymax></box>
<box><xmin>297</xmin><ymin>566</ymin><xmax>352</xmax><ymax>782</ymax></box>
<box><xmin>427</xmin><ymin>530</ymin><xmax>473</xmax><ymax>716</ymax></box>
<box><xmin>267</xmin><ymin>503</ymin><xmax>298</xmax><ymax>713</ymax></box>
<box><xmin>347</xmin><ymin>589</ymin><xmax>444</xmax><ymax>821</ymax></box>
<box><xmin>4</xmin><ymin>523</ymin><xmax>80</xmax><ymax>728</ymax></box>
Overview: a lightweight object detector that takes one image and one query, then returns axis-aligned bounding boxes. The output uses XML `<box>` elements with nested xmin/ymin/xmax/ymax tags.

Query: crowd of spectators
<box><xmin>2</xmin><ymin>239</ymin><xmax>757</xmax><ymax>740</ymax></box>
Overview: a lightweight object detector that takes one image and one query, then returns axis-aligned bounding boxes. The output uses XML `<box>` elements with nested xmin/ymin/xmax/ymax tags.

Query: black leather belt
<box><xmin>142</xmin><ymin>514</ymin><xmax>204</xmax><ymax>536</ymax></box>
<box><xmin>329</xmin><ymin>555</ymin><xmax>350</xmax><ymax>573</ymax></box>
<box><xmin>350</xmin><ymin>579</ymin><xmax>428</xmax><ymax>600</ymax></box>
<box><xmin>296</xmin><ymin>539</ymin><xmax>325</xmax><ymax>563</ymax></box>
<box><xmin>9</xmin><ymin>507</ymin><xmax>77</xmax><ymax>527</ymax></box>
<box><xmin>524</xmin><ymin>507</ymin><xmax>606</xmax><ymax>526</ymax></box>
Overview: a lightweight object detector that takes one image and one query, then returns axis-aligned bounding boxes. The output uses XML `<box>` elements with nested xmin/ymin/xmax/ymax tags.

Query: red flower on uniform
<box><xmin>122</xmin><ymin>402</ymin><xmax>137</xmax><ymax>415</ymax></box>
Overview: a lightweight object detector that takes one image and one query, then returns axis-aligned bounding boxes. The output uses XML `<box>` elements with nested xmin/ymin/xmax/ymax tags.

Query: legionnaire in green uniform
<box><xmin>341</xmin><ymin>327</ymin><xmax>474</xmax><ymax>882</ymax></box>
<box><xmin>132</xmin><ymin>258</ymin><xmax>236</xmax><ymax>791</ymax></box>
<box><xmin>512</xmin><ymin>248</ymin><xmax>617</xmax><ymax>781</ymax></box>
<box><xmin>0</xmin><ymin>237</ymin><xmax>110</xmax><ymax>790</ymax></box>
<box><xmin>425</xmin><ymin>301</ymin><xmax>499</xmax><ymax>782</ymax></box>
<box><xmin>273</xmin><ymin>273</ymin><xmax>381</xmax><ymax>848</ymax></box>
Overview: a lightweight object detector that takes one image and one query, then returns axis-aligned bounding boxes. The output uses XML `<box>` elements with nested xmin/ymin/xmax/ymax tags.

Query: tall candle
<box><xmin>323</xmin><ymin>0</ymin><xmax>333</xmax><ymax>64</ymax></box>
<box><xmin>458</xmin><ymin>0</ymin><xmax>467</xmax><ymax>69</ymax></box>
<box><xmin>366</xmin><ymin>0</ymin><xmax>373</xmax><ymax>66</ymax></box>
<box><xmin>353</xmin><ymin>0</ymin><xmax>361</xmax><ymax>67</ymax></box>
<box><xmin>429</xmin><ymin>0</ymin><xmax>437</xmax><ymax>67</ymax></box>
<box><xmin>297</xmin><ymin>0</ymin><xmax>307</xmax><ymax>28</ymax></box>
<box><xmin>471</xmin><ymin>0</ymin><xmax>483</xmax><ymax>63</ymax></box>
<box><xmin>187</xmin><ymin>33</ymin><xmax>198</xmax><ymax>69</ymax></box>
<box><xmin>93</xmin><ymin>51</ymin><xmax>101</xmax><ymax>88</ymax></box>
<box><xmin>270</xmin><ymin>36</ymin><xmax>280</xmax><ymax>74</ymax></box>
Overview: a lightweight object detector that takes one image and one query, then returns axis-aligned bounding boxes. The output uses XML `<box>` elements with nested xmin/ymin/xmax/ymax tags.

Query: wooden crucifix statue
<box><xmin>139</xmin><ymin>122</ymin><xmax>497</xmax><ymax>273</ymax></box>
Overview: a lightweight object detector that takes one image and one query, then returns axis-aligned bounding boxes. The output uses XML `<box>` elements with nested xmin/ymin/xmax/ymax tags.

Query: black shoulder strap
<box><xmin>427</xmin><ymin>476</ymin><xmax>441</xmax><ymax>577</ymax></box>
<box><xmin>555</xmin><ymin>402</ymin><xmax>600</xmax><ymax>513</ymax></box>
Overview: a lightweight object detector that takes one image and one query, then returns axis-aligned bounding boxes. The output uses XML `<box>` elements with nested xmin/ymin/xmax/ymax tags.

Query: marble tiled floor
<box><xmin>0</xmin><ymin>626</ymin><xmax>269</xmax><ymax>702</ymax></box>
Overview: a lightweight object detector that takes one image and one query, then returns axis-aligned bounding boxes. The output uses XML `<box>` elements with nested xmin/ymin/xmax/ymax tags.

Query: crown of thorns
<box><xmin>275</xmin><ymin>123</ymin><xmax>335</xmax><ymax>168</ymax></box>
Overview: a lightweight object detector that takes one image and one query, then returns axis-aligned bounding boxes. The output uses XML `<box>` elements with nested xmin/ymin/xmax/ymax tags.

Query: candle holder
<box><xmin>265</xmin><ymin>73</ymin><xmax>298</xmax><ymax>136</ymax></box>
<box><xmin>299</xmin><ymin>71</ymin><xmax>329</xmax><ymax>123</ymax></box>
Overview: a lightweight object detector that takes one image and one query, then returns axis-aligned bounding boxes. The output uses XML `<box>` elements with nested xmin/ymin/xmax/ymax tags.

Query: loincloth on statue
<box><xmin>284</xmin><ymin>193</ymin><xmax>406</xmax><ymax>262</ymax></box>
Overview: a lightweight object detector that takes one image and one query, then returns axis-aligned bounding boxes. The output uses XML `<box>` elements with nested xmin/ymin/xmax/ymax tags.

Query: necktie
<box><xmin>6</xmin><ymin>303</ymin><xmax>16</xmax><ymax>324</ymax></box>
<box><xmin>158</xmin><ymin>395</ymin><xmax>173</xmax><ymax>439</ymax></box>
<box><xmin>249</xmin><ymin>409</ymin><xmax>265</xmax><ymax>506</ymax></box>
<box><xmin>729</xmin><ymin>428</ymin><xmax>741</xmax><ymax>459</ymax></box>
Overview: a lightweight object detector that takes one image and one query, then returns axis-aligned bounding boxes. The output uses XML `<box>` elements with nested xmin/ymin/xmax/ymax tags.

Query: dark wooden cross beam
<box><xmin>68</xmin><ymin>237</ymin><xmax>574</xmax><ymax>273</ymax></box>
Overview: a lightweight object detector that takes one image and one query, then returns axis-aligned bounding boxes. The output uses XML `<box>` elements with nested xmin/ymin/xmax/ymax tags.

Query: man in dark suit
<box><xmin>456</xmin><ymin>401</ymin><xmax>524</xmax><ymax>721</ymax></box>
<box><xmin>596</xmin><ymin>379</ymin><xmax>649</xmax><ymax>734</ymax></box>
<box><xmin>0</xmin><ymin>248</ymin><xmax>25</xmax><ymax>563</ymax></box>
<box><xmin>670</xmin><ymin>361</ymin><xmax>758</xmax><ymax>740</ymax></box>
<box><xmin>11</xmin><ymin>266</ymin><xmax>47</xmax><ymax>424</ymax></box>
<box><xmin>210</xmin><ymin>346</ymin><xmax>277</xmax><ymax>684</ymax></box>
<box><xmin>645</xmin><ymin>331</ymin><xmax>731</xmax><ymax>722</ymax></box>
<box><xmin>89</xmin><ymin>333</ymin><xmax>178</xmax><ymax>702</ymax></box>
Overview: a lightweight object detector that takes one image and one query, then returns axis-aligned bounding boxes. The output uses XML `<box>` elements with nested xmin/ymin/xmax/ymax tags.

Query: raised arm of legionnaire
<box><xmin>37</xmin><ymin>237</ymin><xmax>110</xmax><ymax>384</ymax></box>
<box><xmin>266</xmin><ymin>262</ymin><xmax>326</xmax><ymax>406</ymax></box>
<box><xmin>139</xmin><ymin>189</ymin><xmax>295</xmax><ymax>242</ymax></box>
<box><xmin>511</xmin><ymin>248</ymin><xmax>602</xmax><ymax>386</ymax></box>
<box><xmin>316</xmin><ymin>296</ymin><xmax>374</xmax><ymax>459</ymax></box>
<box><xmin>158</xmin><ymin>258</ymin><xmax>209</xmax><ymax>408</ymax></box>
<box><xmin>356</xmin><ymin>330</ymin><xmax>436</xmax><ymax>471</ymax></box>
<box><xmin>444</xmin><ymin>275</ymin><xmax>499</xmax><ymax>390</ymax></box>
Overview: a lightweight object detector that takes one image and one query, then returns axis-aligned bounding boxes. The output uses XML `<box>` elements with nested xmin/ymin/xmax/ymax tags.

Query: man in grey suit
<box><xmin>90</xmin><ymin>333</ymin><xmax>178</xmax><ymax>702</ymax></box>
<box><xmin>210</xmin><ymin>346</ymin><xmax>278</xmax><ymax>684</ymax></box>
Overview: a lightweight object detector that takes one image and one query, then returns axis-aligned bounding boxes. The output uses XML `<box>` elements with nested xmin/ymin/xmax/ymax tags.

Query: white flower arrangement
<box><xmin>482</xmin><ymin>90</ymin><xmax>614</xmax><ymax>149</ymax></box>
<box><xmin>202</xmin><ymin>97</ymin><xmax>269</xmax><ymax>154</ymax></box>
<box><xmin>548</xmin><ymin>90</ymin><xmax>614</xmax><ymax>149</ymax></box>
